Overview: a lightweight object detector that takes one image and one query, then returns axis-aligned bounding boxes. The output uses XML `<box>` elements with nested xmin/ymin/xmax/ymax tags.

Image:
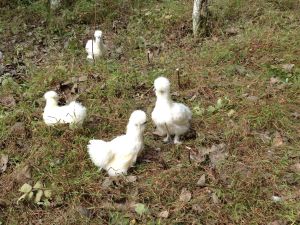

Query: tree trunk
<box><xmin>192</xmin><ymin>0</ymin><xmax>209</xmax><ymax>37</ymax></box>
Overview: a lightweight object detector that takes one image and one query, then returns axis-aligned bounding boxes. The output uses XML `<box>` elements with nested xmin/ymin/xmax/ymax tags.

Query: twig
<box><xmin>147</xmin><ymin>50</ymin><xmax>151</xmax><ymax>64</ymax></box>
<box><xmin>144</xmin><ymin>86</ymin><xmax>154</xmax><ymax>96</ymax></box>
<box><xmin>176</xmin><ymin>68</ymin><xmax>181</xmax><ymax>89</ymax></box>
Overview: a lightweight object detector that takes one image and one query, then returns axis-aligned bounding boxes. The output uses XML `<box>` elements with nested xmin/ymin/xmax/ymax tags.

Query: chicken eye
<box><xmin>159</xmin><ymin>90</ymin><xmax>164</xmax><ymax>94</ymax></box>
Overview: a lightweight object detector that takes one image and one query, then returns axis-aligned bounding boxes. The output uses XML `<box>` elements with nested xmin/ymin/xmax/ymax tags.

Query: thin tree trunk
<box><xmin>193</xmin><ymin>0</ymin><xmax>209</xmax><ymax>37</ymax></box>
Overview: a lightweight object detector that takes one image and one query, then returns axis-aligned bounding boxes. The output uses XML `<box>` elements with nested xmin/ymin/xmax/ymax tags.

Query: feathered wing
<box><xmin>107</xmin><ymin>135</ymin><xmax>142</xmax><ymax>176</ymax></box>
<box><xmin>85</xmin><ymin>39</ymin><xmax>92</xmax><ymax>54</ymax></box>
<box><xmin>171</xmin><ymin>103</ymin><xmax>192</xmax><ymax>125</ymax></box>
<box><xmin>87</xmin><ymin>140</ymin><xmax>115</xmax><ymax>170</ymax></box>
<box><xmin>67</xmin><ymin>101</ymin><xmax>87</xmax><ymax>124</ymax></box>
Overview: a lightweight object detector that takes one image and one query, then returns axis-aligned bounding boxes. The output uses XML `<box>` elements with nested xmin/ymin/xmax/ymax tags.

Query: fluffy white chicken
<box><xmin>87</xmin><ymin>110</ymin><xmax>147</xmax><ymax>176</ymax></box>
<box><xmin>151</xmin><ymin>77</ymin><xmax>192</xmax><ymax>144</ymax></box>
<box><xmin>43</xmin><ymin>91</ymin><xmax>87</xmax><ymax>127</ymax></box>
<box><xmin>85</xmin><ymin>30</ymin><xmax>106</xmax><ymax>60</ymax></box>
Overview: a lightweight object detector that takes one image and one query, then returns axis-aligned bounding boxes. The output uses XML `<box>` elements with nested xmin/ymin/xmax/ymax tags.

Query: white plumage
<box><xmin>43</xmin><ymin>91</ymin><xmax>87</xmax><ymax>127</ymax></box>
<box><xmin>151</xmin><ymin>77</ymin><xmax>192</xmax><ymax>144</ymax></box>
<box><xmin>85</xmin><ymin>30</ymin><xmax>106</xmax><ymax>60</ymax></box>
<box><xmin>87</xmin><ymin>110</ymin><xmax>147</xmax><ymax>176</ymax></box>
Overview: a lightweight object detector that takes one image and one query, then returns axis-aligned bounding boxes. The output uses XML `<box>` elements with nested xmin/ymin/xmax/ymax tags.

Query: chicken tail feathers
<box><xmin>68</xmin><ymin>101</ymin><xmax>87</xmax><ymax>124</ymax></box>
<box><xmin>87</xmin><ymin>140</ymin><xmax>113</xmax><ymax>169</ymax></box>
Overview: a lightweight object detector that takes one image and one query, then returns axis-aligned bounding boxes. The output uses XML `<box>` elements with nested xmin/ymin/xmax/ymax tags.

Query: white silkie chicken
<box><xmin>87</xmin><ymin>110</ymin><xmax>147</xmax><ymax>176</ymax></box>
<box><xmin>85</xmin><ymin>30</ymin><xmax>106</xmax><ymax>60</ymax></box>
<box><xmin>152</xmin><ymin>77</ymin><xmax>192</xmax><ymax>144</ymax></box>
<box><xmin>43</xmin><ymin>91</ymin><xmax>87</xmax><ymax>127</ymax></box>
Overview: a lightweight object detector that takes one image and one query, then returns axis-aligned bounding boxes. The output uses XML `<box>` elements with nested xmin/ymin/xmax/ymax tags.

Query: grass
<box><xmin>0</xmin><ymin>0</ymin><xmax>300</xmax><ymax>224</ymax></box>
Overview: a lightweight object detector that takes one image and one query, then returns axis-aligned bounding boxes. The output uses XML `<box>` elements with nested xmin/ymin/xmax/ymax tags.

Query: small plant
<box><xmin>17</xmin><ymin>181</ymin><xmax>52</xmax><ymax>207</ymax></box>
<box><xmin>193</xmin><ymin>97</ymin><xmax>231</xmax><ymax>116</ymax></box>
<box><xmin>193</xmin><ymin>105</ymin><xmax>205</xmax><ymax>116</ymax></box>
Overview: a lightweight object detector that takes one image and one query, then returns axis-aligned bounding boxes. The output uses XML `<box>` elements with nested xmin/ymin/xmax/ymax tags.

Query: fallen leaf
<box><xmin>44</xmin><ymin>190</ymin><xmax>52</xmax><ymax>198</ymax></box>
<box><xmin>126</xmin><ymin>175</ymin><xmax>137</xmax><ymax>183</ymax></box>
<box><xmin>225</xmin><ymin>27</ymin><xmax>239</xmax><ymax>35</ymax></box>
<box><xmin>273</xmin><ymin>132</ymin><xmax>284</xmax><ymax>147</ymax></box>
<box><xmin>0</xmin><ymin>95</ymin><xmax>16</xmax><ymax>108</ymax></box>
<box><xmin>172</xmin><ymin>91</ymin><xmax>180</xmax><ymax>97</ymax></box>
<box><xmin>210</xmin><ymin>150</ymin><xmax>228</xmax><ymax>167</ymax></box>
<box><xmin>282</xmin><ymin>173</ymin><xmax>298</xmax><ymax>185</ymax></box>
<box><xmin>216</xmin><ymin>98</ymin><xmax>223</xmax><ymax>109</ymax></box>
<box><xmin>34</xmin><ymin>190</ymin><xmax>43</xmax><ymax>203</ymax></box>
<box><xmin>200</xmin><ymin>144</ymin><xmax>220</xmax><ymax>155</ymax></box>
<box><xmin>77</xmin><ymin>205</ymin><xmax>94</xmax><ymax>218</ymax></box>
<box><xmin>212</xmin><ymin>36</ymin><xmax>219</xmax><ymax>42</ymax></box>
<box><xmin>227</xmin><ymin>109</ymin><xmax>235</xmax><ymax>117</ymax></box>
<box><xmin>71</xmin><ymin>83</ymin><xmax>78</xmax><ymax>94</ymax></box>
<box><xmin>134</xmin><ymin>203</ymin><xmax>148</xmax><ymax>215</ymax></box>
<box><xmin>268</xmin><ymin>220</ymin><xmax>288</xmax><ymax>225</ymax></box>
<box><xmin>246</xmin><ymin>95</ymin><xmax>259</xmax><ymax>102</ymax></box>
<box><xmin>192</xmin><ymin>204</ymin><xmax>203</xmax><ymax>214</ymax></box>
<box><xmin>291</xmin><ymin>112</ymin><xmax>300</xmax><ymax>119</ymax></box>
<box><xmin>196</xmin><ymin>174</ymin><xmax>206</xmax><ymax>187</ymax></box>
<box><xmin>15</xmin><ymin>165</ymin><xmax>31</xmax><ymax>183</ymax></box>
<box><xmin>211</xmin><ymin>193</ymin><xmax>219</xmax><ymax>204</ymax></box>
<box><xmin>270</xmin><ymin>77</ymin><xmax>280</xmax><ymax>85</ymax></box>
<box><xmin>27</xmin><ymin>191</ymin><xmax>34</xmax><ymax>200</ymax></box>
<box><xmin>205</xmin><ymin>143</ymin><xmax>227</xmax><ymax>168</ymax></box>
<box><xmin>255</xmin><ymin>131</ymin><xmax>271</xmax><ymax>143</ymax></box>
<box><xmin>33</xmin><ymin>181</ymin><xmax>43</xmax><ymax>189</ymax></box>
<box><xmin>10</xmin><ymin>122</ymin><xmax>26</xmax><ymax>138</ymax></box>
<box><xmin>189</xmin><ymin>149</ymin><xmax>207</xmax><ymax>164</ymax></box>
<box><xmin>102</xmin><ymin>177</ymin><xmax>113</xmax><ymax>189</ymax></box>
<box><xmin>271</xmin><ymin>195</ymin><xmax>282</xmax><ymax>202</ymax></box>
<box><xmin>235</xmin><ymin>65</ymin><xmax>246</xmax><ymax>75</ymax></box>
<box><xmin>158</xmin><ymin>210</ymin><xmax>169</xmax><ymax>218</ymax></box>
<box><xmin>281</xmin><ymin>64</ymin><xmax>294</xmax><ymax>73</ymax></box>
<box><xmin>207</xmin><ymin>105</ymin><xmax>216</xmax><ymax>113</ymax></box>
<box><xmin>78</xmin><ymin>76</ymin><xmax>88</xmax><ymax>82</ymax></box>
<box><xmin>0</xmin><ymin>154</ymin><xmax>8</xmax><ymax>173</ymax></box>
<box><xmin>115</xmin><ymin>46</ymin><xmax>123</xmax><ymax>54</ymax></box>
<box><xmin>164</xmin><ymin>14</ymin><xmax>172</xmax><ymax>19</ymax></box>
<box><xmin>290</xmin><ymin>163</ymin><xmax>300</xmax><ymax>173</ymax></box>
<box><xmin>19</xmin><ymin>183</ymin><xmax>32</xmax><ymax>193</ymax></box>
<box><xmin>179</xmin><ymin>188</ymin><xmax>191</xmax><ymax>202</ymax></box>
<box><xmin>193</xmin><ymin>106</ymin><xmax>205</xmax><ymax>116</ymax></box>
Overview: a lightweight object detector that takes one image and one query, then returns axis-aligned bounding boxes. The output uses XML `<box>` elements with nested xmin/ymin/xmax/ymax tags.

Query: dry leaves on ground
<box><xmin>272</xmin><ymin>132</ymin><xmax>284</xmax><ymax>147</ymax></box>
<box><xmin>196</xmin><ymin>174</ymin><xmax>206</xmax><ymax>187</ymax></box>
<box><xmin>290</xmin><ymin>163</ymin><xmax>300</xmax><ymax>173</ymax></box>
<box><xmin>0</xmin><ymin>154</ymin><xmax>9</xmax><ymax>173</ymax></box>
<box><xmin>179</xmin><ymin>188</ymin><xmax>192</xmax><ymax>202</ymax></box>
<box><xmin>0</xmin><ymin>95</ymin><xmax>16</xmax><ymax>108</ymax></box>
<box><xmin>189</xmin><ymin>143</ymin><xmax>228</xmax><ymax>168</ymax></box>
<box><xmin>14</xmin><ymin>165</ymin><xmax>31</xmax><ymax>184</ymax></box>
<box><xmin>158</xmin><ymin>210</ymin><xmax>169</xmax><ymax>218</ymax></box>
